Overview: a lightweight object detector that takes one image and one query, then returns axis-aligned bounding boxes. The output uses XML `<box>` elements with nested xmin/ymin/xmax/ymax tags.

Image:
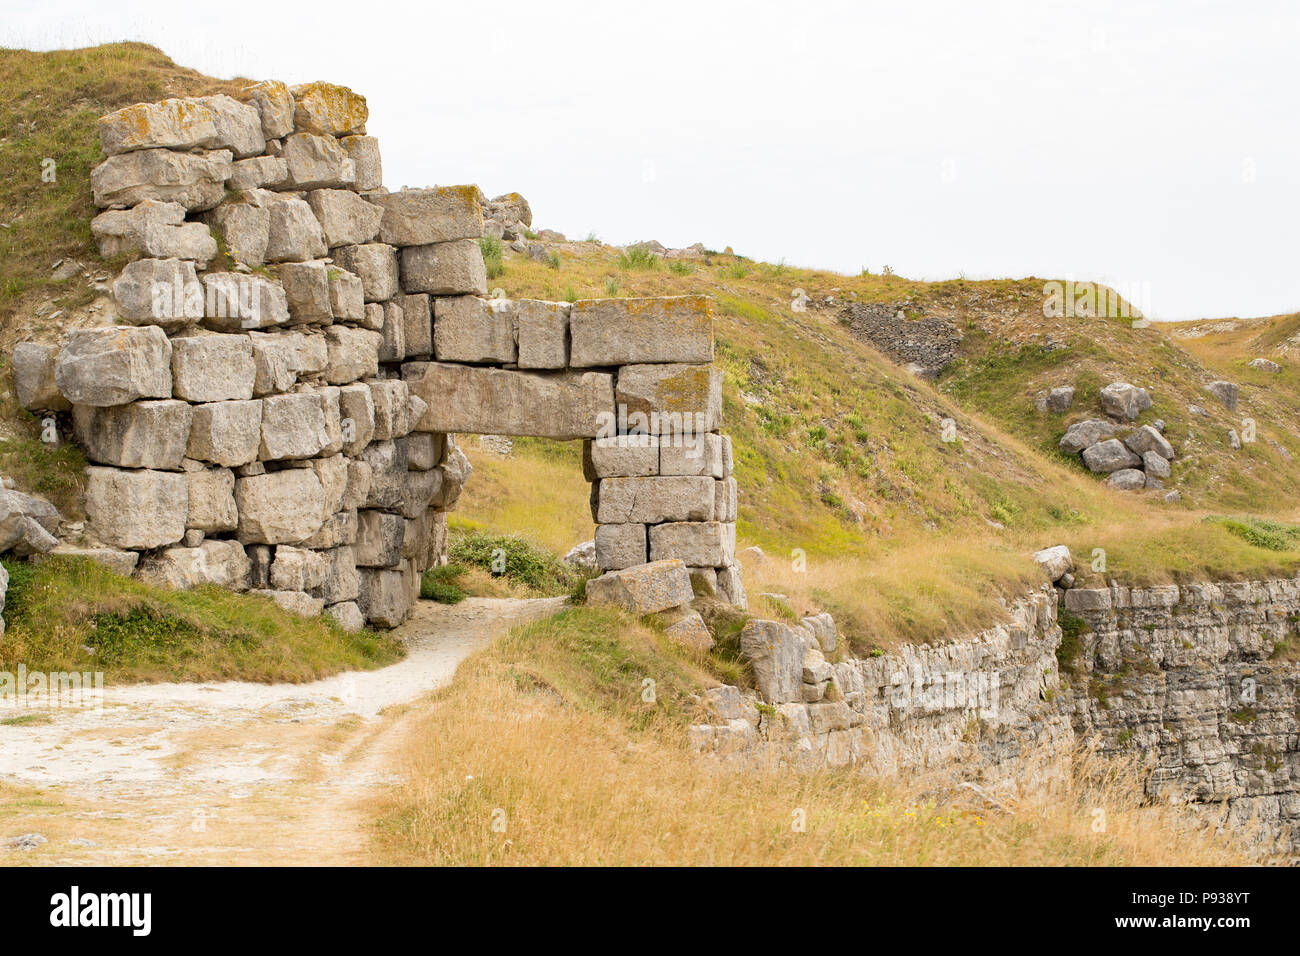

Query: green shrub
<box><xmin>420</xmin><ymin>564</ymin><xmax>467</xmax><ymax>604</ymax></box>
<box><xmin>479</xmin><ymin>236</ymin><xmax>504</xmax><ymax>279</ymax></box>
<box><xmin>449</xmin><ymin>531</ymin><xmax>581</xmax><ymax>595</ymax></box>
<box><xmin>616</xmin><ymin>247</ymin><xmax>659</xmax><ymax>271</ymax></box>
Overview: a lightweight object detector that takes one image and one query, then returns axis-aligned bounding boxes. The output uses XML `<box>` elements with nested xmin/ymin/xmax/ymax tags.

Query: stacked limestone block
<box><xmin>573</xmin><ymin>301</ymin><xmax>745</xmax><ymax>607</ymax></box>
<box><xmin>15</xmin><ymin>82</ymin><xmax>470</xmax><ymax>630</ymax></box>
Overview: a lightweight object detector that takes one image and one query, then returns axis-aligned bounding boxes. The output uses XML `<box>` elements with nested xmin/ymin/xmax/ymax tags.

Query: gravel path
<box><xmin>0</xmin><ymin>596</ymin><xmax>565</xmax><ymax>865</ymax></box>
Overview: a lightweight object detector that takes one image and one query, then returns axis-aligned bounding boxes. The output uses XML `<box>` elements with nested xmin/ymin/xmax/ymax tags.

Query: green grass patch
<box><xmin>0</xmin><ymin>556</ymin><xmax>403</xmax><ymax>683</ymax></box>
<box><xmin>1208</xmin><ymin>515</ymin><xmax>1300</xmax><ymax>552</ymax></box>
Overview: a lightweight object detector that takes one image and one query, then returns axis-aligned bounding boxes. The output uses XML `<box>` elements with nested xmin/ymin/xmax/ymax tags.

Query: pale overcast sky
<box><xmin>4</xmin><ymin>0</ymin><xmax>1298</xmax><ymax>320</ymax></box>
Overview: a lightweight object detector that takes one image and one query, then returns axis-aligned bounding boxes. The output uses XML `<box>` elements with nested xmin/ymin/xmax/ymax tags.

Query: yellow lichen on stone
<box><xmin>98</xmin><ymin>98</ymin><xmax>218</xmax><ymax>154</ymax></box>
<box><xmin>290</xmin><ymin>81</ymin><xmax>368</xmax><ymax>136</ymax></box>
<box><xmin>651</xmin><ymin>365</ymin><xmax>712</xmax><ymax>412</ymax></box>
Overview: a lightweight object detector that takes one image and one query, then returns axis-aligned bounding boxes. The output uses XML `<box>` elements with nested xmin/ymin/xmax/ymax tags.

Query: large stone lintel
<box><xmin>405</xmin><ymin>362</ymin><xmax>614</xmax><ymax>439</ymax></box>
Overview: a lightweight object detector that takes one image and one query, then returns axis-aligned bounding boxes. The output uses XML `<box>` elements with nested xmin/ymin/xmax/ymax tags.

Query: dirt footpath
<box><xmin>0</xmin><ymin>597</ymin><xmax>564</xmax><ymax>866</ymax></box>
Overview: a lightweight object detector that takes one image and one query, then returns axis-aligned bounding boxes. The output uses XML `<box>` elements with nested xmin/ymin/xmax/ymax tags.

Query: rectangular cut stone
<box><xmin>400</xmin><ymin>240</ymin><xmax>487</xmax><ymax>295</ymax></box>
<box><xmin>12</xmin><ymin>342</ymin><xmax>69</xmax><ymax>412</ymax></box>
<box><xmin>85</xmin><ymin>466</ymin><xmax>188</xmax><ymax>550</ymax></box>
<box><xmin>379</xmin><ymin>301</ymin><xmax>406</xmax><ymax>362</ymax></box>
<box><xmin>201</xmin><ymin>273</ymin><xmax>291</xmax><ymax>331</ymax></box>
<box><xmin>73</xmin><ymin>400</ymin><xmax>192</xmax><ymax>471</ymax></box>
<box><xmin>338</xmin><ymin>383</ymin><xmax>376</xmax><ymax>455</ymax></box>
<box><xmin>368</xmin><ymin>379</ymin><xmax>410</xmax><ymax>441</ymax></box>
<box><xmin>374</xmin><ymin>186</ymin><xmax>483</xmax><ymax>246</ymax></box>
<box><xmin>516</xmin><ymin>299</ymin><xmax>570</xmax><ymax>369</ymax></box>
<box><xmin>649</xmin><ymin>521</ymin><xmax>733</xmax><ymax>566</ymax></box>
<box><xmin>582</xmin><ymin>435</ymin><xmax>659</xmax><ymax>479</ymax></box>
<box><xmin>584</xmin><ymin>559</ymin><xmax>694</xmax><ymax>614</ymax></box>
<box><xmin>307</xmin><ymin>188</ymin><xmax>383</xmax><ymax>248</ymax></box>
<box><xmin>740</xmin><ymin>619</ymin><xmax>807</xmax><ymax>704</ymax></box>
<box><xmin>259</xmin><ymin>392</ymin><xmax>329</xmax><ymax>461</ymax></box>
<box><xmin>616</xmin><ymin>363</ymin><xmax>721</xmax><ymax>435</ymax></box>
<box><xmin>595</xmin><ymin>476</ymin><xmax>715</xmax><ymax>523</ymax></box>
<box><xmin>595</xmin><ymin>523</ymin><xmax>647</xmax><ymax>571</ymax></box>
<box><xmin>328</xmin><ymin>268</ymin><xmax>365</xmax><ymax>321</ymax></box>
<box><xmin>569</xmin><ymin>296</ymin><xmax>713</xmax><ymax>366</ymax></box>
<box><xmin>194</xmin><ymin>94</ymin><xmax>265</xmax><ymax>157</ymax></box>
<box><xmin>170</xmin><ymin>333</ymin><xmax>256</xmax><ymax>402</ymax></box>
<box><xmin>406</xmin><ymin>432</ymin><xmax>444</xmax><ymax>471</ymax></box>
<box><xmin>361</xmin><ymin>440</ymin><xmax>408</xmax><ymax>511</ymax></box>
<box><xmin>356</xmin><ymin>509</ymin><xmax>405</xmax><ymax>568</ymax></box>
<box><xmin>291</xmin><ymin>81</ymin><xmax>368</xmax><ymax>136</ymax></box>
<box><xmin>333</xmin><ymin>243</ymin><xmax>399</xmax><ymax>302</ymax></box>
<box><xmin>715</xmin><ymin>476</ymin><xmax>738</xmax><ymax>522</ymax></box>
<box><xmin>55</xmin><ymin>326</ymin><xmax>173</xmax><ymax>407</ymax></box>
<box><xmin>324</xmin><ymin>326</ymin><xmax>382</xmax><ymax>384</ymax></box>
<box><xmin>358</xmin><ymin>567</ymin><xmax>412</xmax><ymax>627</ymax></box>
<box><xmin>341</xmin><ymin>135</ymin><xmax>382</xmax><ymax>191</ymax></box>
<box><xmin>235</xmin><ymin>469</ymin><xmax>326</xmax><ymax>544</ymax></box>
<box><xmin>186</xmin><ymin>466</ymin><xmax>237</xmax><ymax>533</ymax></box>
<box><xmin>279</xmin><ymin>262</ymin><xmax>332</xmax><ymax>323</ymax></box>
<box><xmin>660</xmin><ymin>432</ymin><xmax>724</xmax><ymax>476</ymax></box>
<box><xmin>98</xmin><ymin>98</ymin><xmax>218</xmax><ymax>155</ymax></box>
<box><xmin>433</xmin><ymin>296</ymin><xmax>516</xmax><ymax>363</ymax></box>
<box><xmin>91</xmin><ymin>148</ymin><xmax>232</xmax><ymax>211</ymax></box>
<box><xmin>282</xmin><ymin>132</ymin><xmax>354</xmax><ymax>189</ymax></box>
<box><xmin>187</xmin><ymin>399</ymin><xmax>263</xmax><ymax>467</ymax></box>
<box><xmin>407</xmin><ymin>363</ymin><xmax>613</xmax><ymax>439</ymax></box>
<box><xmin>398</xmin><ymin>293</ymin><xmax>432</xmax><ymax>358</ymax></box>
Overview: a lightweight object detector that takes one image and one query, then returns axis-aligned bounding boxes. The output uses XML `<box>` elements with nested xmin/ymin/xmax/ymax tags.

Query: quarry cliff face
<box><xmin>698</xmin><ymin>578</ymin><xmax>1300</xmax><ymax>857</ymax></box>
<box><xmin>1064</xmin><ymin>579</ymin><xmax>1300</xmax><ymax>857</ymax></box>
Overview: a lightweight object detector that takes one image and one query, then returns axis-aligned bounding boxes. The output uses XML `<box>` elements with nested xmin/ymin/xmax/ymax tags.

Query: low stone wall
<box><xmin>696</xmin><ymin>589</ymin><xmax>1071</xmax><ymax>795</ymax></box>
<box><xmin>698</xmin><ymin>579</ymin><xmax>1300</xmax><ymax>856</ymax></box>
<box><xmin>11</xmin><ymin>81</ymin><xmax>744</xmax><ymax>628</ymax></box>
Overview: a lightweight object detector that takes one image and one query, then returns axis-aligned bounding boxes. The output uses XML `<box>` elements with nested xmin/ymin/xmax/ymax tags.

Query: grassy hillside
<box><xmin>0</xmin><ymin>43</ymin><xmax>246</xmax><ymax>338</ymax></box>
<box><xmin>0</xmin><ymin>44</ymin><xmax>248</xmax><ymax>514</ymax></box>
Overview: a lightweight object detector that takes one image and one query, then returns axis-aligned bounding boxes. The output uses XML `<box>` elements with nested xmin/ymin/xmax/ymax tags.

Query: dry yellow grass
<box><xmin>371</xmin><ymin>607</ymin><xmax>1246</xmax><ymax>866</ymax></box>
<box><xmin>452</xmin><ymin>439</ymin><xmax>594</xmax><ymax>555</ymax></box>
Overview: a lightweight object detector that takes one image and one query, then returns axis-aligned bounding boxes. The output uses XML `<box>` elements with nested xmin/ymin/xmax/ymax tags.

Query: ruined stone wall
<box><xmin>697</xmin><ymin>589</ymin><xmax>1072</xmax><ymax>793</ymax></box>
<box><xmin>11</xmin><ymin>81</ymin><xmax>744</xmax><ymax>629</ymax></box>
<box><xmin>699</xmin><ymin>580</ymin><xmax>1300</xmax><ymax>856</ymax></box>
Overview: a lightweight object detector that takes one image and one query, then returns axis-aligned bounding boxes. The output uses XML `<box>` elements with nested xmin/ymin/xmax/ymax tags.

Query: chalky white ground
<box><xmin>0</xmin><ymin>596</ymin><xmax>563</xmax><ymax>865</ymax></box>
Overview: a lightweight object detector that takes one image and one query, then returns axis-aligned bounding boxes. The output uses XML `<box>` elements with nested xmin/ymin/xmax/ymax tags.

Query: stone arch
<box><xmin>404</xmin><ymin>293</ymin><xmax>746</xmax><ymax>605</ymax></box>
<box><xmin>13</xmin><ymin>82</ymin><xmax>746</xmax><ymax>632</ymax></box>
